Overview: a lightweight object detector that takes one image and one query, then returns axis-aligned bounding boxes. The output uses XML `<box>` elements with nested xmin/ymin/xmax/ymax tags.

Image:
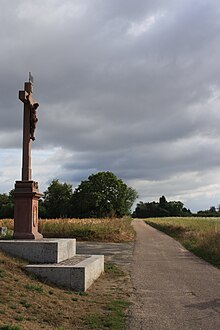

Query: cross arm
<box><xmin>19</xmin><ymin>90</ymin><xmax>29</xmax><ymax>103</ymax></box>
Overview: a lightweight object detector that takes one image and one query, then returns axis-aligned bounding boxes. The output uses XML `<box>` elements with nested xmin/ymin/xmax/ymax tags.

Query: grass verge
<box><xmin>84</xmin><ymin>300</ymin><xmax>130</xmax><ymax>330</ymax></box>
<box><xmin>145</xmin><ymin>217</ymin><xmax>220</xmax><ymax>268</ymax></box>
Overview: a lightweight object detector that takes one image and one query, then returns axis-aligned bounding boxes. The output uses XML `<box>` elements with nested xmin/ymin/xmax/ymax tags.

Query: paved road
<box><xmin>77</xmin><ymin>241</ymin><xmax>134</xmax><ymax>268</ymax></box>
<box><xmin>127</xmin><ymin>220</ymin><xmax>220</xmax><ymax>330</ymax></box>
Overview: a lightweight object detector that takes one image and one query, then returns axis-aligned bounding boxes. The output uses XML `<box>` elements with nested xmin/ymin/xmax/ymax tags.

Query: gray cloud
<box><xmin>1</xmin><ymin>0</ymin><xmax>220</xmax><ymax>211</ymax></box>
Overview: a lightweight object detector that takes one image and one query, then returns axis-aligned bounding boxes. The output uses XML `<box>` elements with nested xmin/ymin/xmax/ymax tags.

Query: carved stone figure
<box><xmin>30</xmin><ymin>102</ymin><xmax>39</xmax><ymax>141</ymax></box>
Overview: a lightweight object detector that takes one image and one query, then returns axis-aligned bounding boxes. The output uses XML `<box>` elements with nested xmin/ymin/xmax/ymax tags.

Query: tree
<box><xmin>0</xmin><ymin>191</ymin><xmax>14</xmax><ymax>219</ymax></box>
<box><xmin>209</xmin><ymin>206</ymin><xmax>216</xmax><ymax>213</ymax></box>
<box><xmin>133</xmin><ymin>196</ymin><xmax>192</xmax><ymax>218</ymax></box>
<box><xmin>159</xmin><ymin>195</ymin><xmax>167</xmax><ymax>206</ymax></box>
<box><xmin>70</xmin><ymin>171</ymin><xmax>138</xmax><ymax>218</ymax></box>
<box><xmin>196</xmin><ymin>205</ymin><xmax>219</xmax><ymax>217</ymax></box>
<box><xmin>43</xmin><ymin>179</ymin><xmax>73</xmax><ymax>218</ymax></box>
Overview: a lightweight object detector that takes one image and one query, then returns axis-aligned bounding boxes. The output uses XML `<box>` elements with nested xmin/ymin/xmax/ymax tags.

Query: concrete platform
<box><xmin>0</xmin><ymin>239</ymin><xmax>76</xmax><ymax>263</ymax></box>
<box><xmin>0</xmin><ymin>239</ymin><xmax>104</xmax><ymax>291</ymax></box>
<box><xmin>26</xmin><ymin>254</ymin><xmax>104</xmax><ymax>291</ymax></box>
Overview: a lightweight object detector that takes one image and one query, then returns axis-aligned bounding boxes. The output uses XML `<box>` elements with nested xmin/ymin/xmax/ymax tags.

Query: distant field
<box><xmin>0</xmin><ymin>217</ymin><xmax>135</xmax><ymax>242</ymax></box>
<box><xmin>145</xmin><ymin>217</ymin><xmax>220</xmax><ymax>268</ymax></box>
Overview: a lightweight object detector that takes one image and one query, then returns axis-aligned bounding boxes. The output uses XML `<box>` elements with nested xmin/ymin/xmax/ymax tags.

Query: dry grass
<box><xmin>144</xmin><ymin>217</ymin><xmax>220</xmax><ymax>268</ymax></box>
<box><xmin>0</xmin><ymin>219</ymin><xmax>13</xmax><ymax>230</ymax></box>
<box><xmin>0</xmin><ymin>217</ymin><xmax>135</xmax><ymax>242</ymax></box>
<box><xmin>0</xmin><ymin>250</ymin><xmax>132</xmax><ymax>330</ymax></box>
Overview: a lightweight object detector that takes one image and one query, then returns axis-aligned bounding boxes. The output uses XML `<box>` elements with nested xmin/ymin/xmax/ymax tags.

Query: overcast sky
<box><xmin>1</xmin><ymin>0</ymin><xmax>220</xmax><ymax>211</ymax></box>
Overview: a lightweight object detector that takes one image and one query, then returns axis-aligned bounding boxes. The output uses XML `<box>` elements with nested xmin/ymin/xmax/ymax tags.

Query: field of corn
<box><xmin>145</xmin><ymin>217</ymin><xmax>220</xmax><ymax>268</ymax></box>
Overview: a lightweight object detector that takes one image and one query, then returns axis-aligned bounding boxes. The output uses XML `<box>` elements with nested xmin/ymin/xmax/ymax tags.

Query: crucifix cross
<box><xmin>19</xmin><ymin>81</ymin><xmax>39</xmax><ymax>181</ymax></box>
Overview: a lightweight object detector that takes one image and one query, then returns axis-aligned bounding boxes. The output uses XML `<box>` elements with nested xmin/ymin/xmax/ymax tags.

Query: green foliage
<box><xmin>0</xmin><ymin>269</ymin><xmax>6</xmax><ymax>278</ymax></box>
<box><xmin>70</xmin><ymin>172</ymin><xmax>138</xmax><ymax>218</ymax></box>
<box><xmin>0</xmin><ymin>172</ymin><xmax>137</xmax><ymax>220</ymax></box>
<box><xmin>83</xmin><ymin>300</ymin><xmax>130</xmax><ymax>330</ymax></box>
<box><xmin>0</xmin><ymin>326</ymin><xmax>21</xmax><ymax>330</ymax></box>
<box><xmin>133</xmin><ymin>196</ymin><xmax>191</xmax><ymax>218</ymax></box>
<box><xmin>104</xmin><ymin>263</ymin><xmax>125</xmax><ymax>276</ymax></box>
<box><xmin>0</xmin><ymin>228</ymin><xmax>13</xmax><ymax>240</ymax></box>
<box><xmin>24</xmin><ymin>284</ymin><xmax>43</xmax><ymax>293</ymax></box>
<box><xmin>196</xmin><ymin>206</ymin><xmax>220</xmax><ymax>217</ymax></box>
<box><xmin>0</xmin><ymin>190</ymin><xmax>14</xmax><ymax>219</ymax></box>
<box><xmin>19</xmin><ymin>299</ymin><xmax>31</xmax><ymax>308</ymax></box>
<box><xmin>76</xmin><ymin>291</ymin><xmax>88</xmax><ymax>296</ymax></box>
<box><xmin>43</xmin><ymin>179</ymin><xmax>72</xmax><ymax>218</ymax></box>
<box><xmin>13</xmin><ymin>316</ymin><xmax>23</xmax><ymax>322</ymax></box>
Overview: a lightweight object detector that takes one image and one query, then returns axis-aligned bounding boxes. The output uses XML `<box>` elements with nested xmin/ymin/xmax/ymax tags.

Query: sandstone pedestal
<box><xmin>13</xmin><ymin>181</ymin><xmax>43</xmax><ymax>240</ymax></box>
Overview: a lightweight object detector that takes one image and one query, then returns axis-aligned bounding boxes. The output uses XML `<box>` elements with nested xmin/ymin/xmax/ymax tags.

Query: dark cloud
<box><xmin>1</xmin><ymin>0</ymin><xmax>220</xmax><ymax>211</ymax></box>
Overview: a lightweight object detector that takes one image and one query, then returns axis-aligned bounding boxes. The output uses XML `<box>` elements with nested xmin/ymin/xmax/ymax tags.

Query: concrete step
<box><xmin>25</xmin><ymin>254</ymin><xmax>104</xmax><ymax>291</ymax></box>
<box><xmin>0</xmin><ymin>239</ymin><xmax>76</xmax><ymax>263</ymax></box>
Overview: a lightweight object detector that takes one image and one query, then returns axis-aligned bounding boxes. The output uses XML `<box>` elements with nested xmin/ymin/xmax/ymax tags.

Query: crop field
<box><xmin>145</xmin><ymin>217</ymin><xmax>220</xmax><ymax>268</ymax></box>
<box><xmin>0</xmin><ymin>217</ymin><xmax>135</xmax><ymax>242</ymax></box>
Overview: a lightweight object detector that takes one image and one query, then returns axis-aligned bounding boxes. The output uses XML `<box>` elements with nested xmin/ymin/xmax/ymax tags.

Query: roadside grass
<box><xmin>0</xmin><ymin>325</ymin><xmax>21</xmax><ymax>330</ymax></box>
<box><xmin>144</xmin><ymin>217</ymin><xmax>220</xmax><ymax>268</ymax></box>
<box><xmin>84</xmin><ymin>300</ymin><xmax>130</xmax><ymax>330</ymax></box>
<box><xmin>0</xmin><ymin>250</ymin><xmax>131</xmax><ymax>329</ymax></box>
<box><xmin>0</xmin><ymin>217</ymin><xmax>135</xmax><ymax>242</ymax></box>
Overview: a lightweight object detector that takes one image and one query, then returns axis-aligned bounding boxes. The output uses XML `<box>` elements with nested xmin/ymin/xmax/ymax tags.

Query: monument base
<box><xmin>0</xmin><ymin>239</ymin><xmax>104</xmax><ymax>291</ymax></box>
<box><xmin>0</xmin><ymin>239</ymin><xmax>76</xmax><ymax>263</ymax></box>
<box><xmin>26</xmin><ymin>255</ymin><xmax>104</xmax><ymax>291</ymax></box>
<box><xmin>13</xmin><ymin>180</ymin><xmax>43</xmax><ymax>240</ymax></box>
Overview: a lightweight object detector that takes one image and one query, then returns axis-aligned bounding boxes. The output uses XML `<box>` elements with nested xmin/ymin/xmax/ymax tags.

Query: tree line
<box><xmin>133</xmin><ymin>196</ymin><xmax>220</xmax><ymax>218</ymax></box>
<box><xmin>1</xmin><ymin>171</ymin><xmax>220</xmax><ymax>219</ymax></box>
<box><xmin>0</xmin><ymin>172</ymin><xmax>138</xmax><ymax>219</ymax></box>
<box><xmin>133</xmin><ymin>196</ymin><xmax>192</xmax><ymax>218</ymax></box>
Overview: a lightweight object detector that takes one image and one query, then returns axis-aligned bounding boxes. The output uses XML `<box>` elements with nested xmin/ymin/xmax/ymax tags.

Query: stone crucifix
<box><xmin>13</xmin><ymin>74</ymin><xmax>43</xmax><ymax>240</ymax></box>
<box><xmin>19</xmin><ymin>80</ymin><xmax>39</xmax><ymax>181</ymax></box>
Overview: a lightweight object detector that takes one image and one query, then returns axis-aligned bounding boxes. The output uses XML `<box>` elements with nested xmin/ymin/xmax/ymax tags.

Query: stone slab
<box><xmin>0</xmin><ymin>239</ymin><xmax>76</xmax><ymax>263</ymax></box>
<box><xmin>25</xmin><ymin>254</ymin><xmax>104</xmax><ymax>291</ymax></box>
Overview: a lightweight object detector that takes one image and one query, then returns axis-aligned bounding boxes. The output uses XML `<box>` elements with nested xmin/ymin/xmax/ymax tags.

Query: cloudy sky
<box><xmin>1</xmin><ymin>0</ymin><xmax>220</xmax><ymax>211</ymax></box>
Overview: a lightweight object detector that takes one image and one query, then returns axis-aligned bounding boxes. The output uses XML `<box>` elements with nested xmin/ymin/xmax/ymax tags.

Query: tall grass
<box><xmin>0</xmin><ymin>219</ymin><xmax>13</xmax><ymax>230</ymax></box>
<box><xmin>145</xmin><ymin>217</ymin><xmax>220</xmax><ymax>268</ymax></box>
<box><xmin>0</xmin><ymin>217</ymin><xmax>134</xmax><ymax>242</ymax></box>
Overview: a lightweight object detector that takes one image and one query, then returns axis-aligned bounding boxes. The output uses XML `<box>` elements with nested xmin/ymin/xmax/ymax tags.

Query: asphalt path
<box><xmin>77</xmin><ymin>241</ymin><xmax>134</xmax><ymax>268</ymax></box>
<box><xmin>127</xmin><ymin>220</ymin><xmax>220</xmax><ymax>330</ymax></box>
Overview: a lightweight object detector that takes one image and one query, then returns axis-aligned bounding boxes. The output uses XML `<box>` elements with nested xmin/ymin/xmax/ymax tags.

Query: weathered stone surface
<box><xmin>0</xmin><ymin>239</ymin><xmax>105</xmax><ymax>291</ymax></box>
<box><xmin>0</xmin><ymin>239</ymin><xmax>76</xmax><ymax>263</ymax></box>
<box><xmin>26</xmin><ymin>255</ymin><xmax>104</xmax><ymax>291</ymax></box>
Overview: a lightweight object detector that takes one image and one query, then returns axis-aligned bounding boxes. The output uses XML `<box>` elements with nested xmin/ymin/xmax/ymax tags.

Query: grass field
<box><xmin>145</xmin><ymin>217</ymin><xmax>220</xmax><ymax>268</ymax></box>
<box><xmin>0</xmin><ymin>217</ymin><xmax>135</xmax><ymax>242</ymax></box>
